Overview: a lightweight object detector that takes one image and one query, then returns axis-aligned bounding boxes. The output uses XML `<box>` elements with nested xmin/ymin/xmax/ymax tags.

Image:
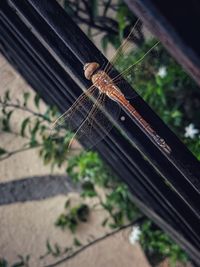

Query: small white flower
<box><xmin>83</xmin><ymin>176</ymin><xmax>90</xmax><ymax>182</ymax></box>
<box><xmin>157</xmin><ymin>66</ymin><xmax>167</xmax><ymax>78</ymax></box>
<box><xmin>129</xmin><ymin>225</ymin><xmax>141</xmax><ymax>245</ymax></box>
<box><xmin>184</xmin><ymin>123</ymin><xmax>199</xmax><ymax>139</ymax></box>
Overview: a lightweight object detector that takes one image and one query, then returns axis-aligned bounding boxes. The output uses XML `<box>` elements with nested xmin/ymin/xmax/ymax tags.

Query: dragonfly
<box><xmin>51</xmin><ymin>20</ymin><xmax>171</xmax><ymax>154</ymax></box>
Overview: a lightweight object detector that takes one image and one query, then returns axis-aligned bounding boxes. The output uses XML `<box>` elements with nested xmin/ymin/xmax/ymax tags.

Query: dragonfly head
<box><xmin>84</xmin><ymin>62</ymin><xmax>100</xmax><ymax>80</ymax></box>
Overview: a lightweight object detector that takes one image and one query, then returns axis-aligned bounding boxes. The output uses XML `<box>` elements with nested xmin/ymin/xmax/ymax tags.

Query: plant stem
<box><xmin>0</xmin><ymin>101</ymin><xmax>52</xmax><ymax>122</ymax></box>
<box><xmin>43</xmin><ymin>216</ymin><xmax>145</xmax><ymax>267</ymax></box>
<box><xmin>0</xmin><ymin>144</ymin><xmax>42</xmax><ymax>161</ymax></box>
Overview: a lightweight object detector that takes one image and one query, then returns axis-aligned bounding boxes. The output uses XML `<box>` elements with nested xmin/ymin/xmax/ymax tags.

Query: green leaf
<box><xmin>64</xmin><ymin>1</ymin><xmax>75</xmax><ymax>16</ymax></box>
<box><xmin>73</xmin><ymin>237</ymin><xmax>82</xmax><ymax>247</ymax></box>
<box><xmin>101</xmin><ymin>35</ymin><xmax>109</xmax><ymax>52</ymax></box>
<box><xmin>23</xmin><ymin>92</ymin><xmax>30</xmax><ymax>107</ymax></box>
<box><xmin>34</xmin><ymin>94</ymin><xmax>40</xmax><ymax>109</ymax></box>
<box><xmin>31</xmin><ymin>119</ymin><xmax>40</xmax><ymax>136</ymax></box>
<box><xmin>113</xmin><ymin>211</ymin><xmax>123</xmax><ymax>226</ymax></box>
<box><xmin>0</xmin><ymin>147</ymin><xmax>7</xmax><ymax>156</ymax></box>
<box><xmin>7</xmin><ymin>110</ymin><xmax>13</xmax><ymax>122</ymax></box>
<box><xmin>11</xmin><ymin>255</ymin><xmax>29</xmax><ymax>267</ymax></box>
<box><xmin>43</xmin><ymin>108</ymin><xmax>51</xmax><ymax>121</ymax></box>
<box><xmin>43</xmin><ymin>151</ymin><xmax>52</xmax><ymax>165</ymax></box>
<box><xmin>108</xmin><ymin>223</ymin><xmax>118</xmax><ymax>229</ymax></box>
<box><xmin>4</xmin><ymin>90</ymin><xmax>10</xmax><ymax>101</ymax></box>
<box><xmin>25</xmin><ymin>255</ymin><xmax>30</xmax><ymax>262</ymax></box>
<box><xmin>68</xmin><ymin>218</ymin><xmax>78</xmax><ymax>233</ymax></box>
<box><xmin>53</xmin><ymin>243</ymin><xmax>61</xmax><ymax>257</ymax></box>
<box><xmin>55</xmin><ymin>214</ymin><xmax>68</xmax><ymax>229</ymax></box>
<box><xmin>103</xmin><ymin>0</ymin><xmax>112</xmax><ymax>16</ymax></box>
<box><xmin>101</xmin><ymin>217</ymin><xmax>109</xmax><ymax>227</ymax></box>
<box><xmin>81</xmin><ymin>181</ymin><xmax>97</xmax><ymax>198</ymax></box>
<box><xmin>107</xmin><ymin>34</ymin><xmax>121</xmax><ymax>50</ymax></box>
<box><xmin>65</xmin><ymin>199</ymin><xmax>71</xmax><ymax>209</ymax></box>
<box><xmin>50</xmin><ymin>105</ymin><xmax>58</xmax><ymax>117</ymax></box>
<box><xmin>117</xmin><ymin>5</ymin><xmax>128</xmax><ymax>40</ymax></box>
<box><xmin>2</xmin><ymin>110</ymin><xmax>13</xmax><ymax>132</ymax></box>
<box><xmin>101</xmin><ymin>202</ymin><xmax>113</xmax><ymax>213</ymax></box>
<box><xmin>0</xmin><ymin>258</ymin><xmax>8</xmax><ymax>267</ymax></box>
<box><xmin>20</xmin><ymin>117</ymin><xmax>30</xmax><ymax>137</ymax></box>
<box><xmin>63</xmin><ymin>132</ymin><xmax>73</xmax><ymax>145</ymax></box>
<box><xmin>29</xmin><ymin>137</ymin><xmax>38</xmax><ymax>148</ymax></box>
<box><xmin>46</xmin><ymin>240</ymin><xmax>52</xmax><ymax>253</ymax></box>
<box><xmin>91</xmin><ymin>0</ymin><xmax>98</xmax><ymax>18</ymax></box>
<box><xmin>77</xmin><ymin>204</ymin><xmax>90</xmax><ymax>222</ymax></box>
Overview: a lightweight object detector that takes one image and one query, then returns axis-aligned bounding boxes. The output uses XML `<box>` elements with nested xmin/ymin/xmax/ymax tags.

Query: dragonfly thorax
<box><xmin>84</xmin><ymin>62</ymin><xmax>114</xmax><ymax>94</ymax></box>
<box><xmin>91</xmin><ymin>70</ymin><xmax>114</xmax><ymax>94</ymax></box>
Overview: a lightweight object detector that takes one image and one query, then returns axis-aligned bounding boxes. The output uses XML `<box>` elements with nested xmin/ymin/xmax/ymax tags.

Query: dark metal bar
<box><xmin>1</xmin><ymin>0</ymin><xmax>200</xmax><ymax>264</ymax></box>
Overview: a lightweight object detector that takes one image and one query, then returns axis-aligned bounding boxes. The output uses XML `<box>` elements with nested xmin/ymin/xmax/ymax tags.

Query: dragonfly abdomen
<box><xmin>122</xmin><ymin>101</ymin><xmax>171</xmax><ymax>154</ymax></box>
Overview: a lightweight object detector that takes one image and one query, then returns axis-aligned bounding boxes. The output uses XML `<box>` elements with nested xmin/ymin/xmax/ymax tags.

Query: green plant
<box><xmin>53</xmin><ymin>150</ymin><xmax>190</xmax><ymax>267</ymax></box>
<box><xmin>65</xmin><ymin>151</ymin><xmax>140</xmax><ymax>229</ymax></box>
<box><xmin>115</xmin><ymin>39</ymin><xmax>200</xmax><ymax>159</ymax></box>
<box><xmin>62</xmin><ymin>0</ymin><xmax>143</xmax><ymax>50</ymax></box>
<box><xmin>0</xmin><ymin>255</ymin><xmax>30</xmax><ymax>267</ymax></box>
<box><xmin>140</xmin><ymin>220</ymin><xmax>188</xmax><ymax>266</ymax></box>
<box><xmin>0</xmin><ymin>91</ymin><xmax>74</xmax><ymax>168</ymax></box>
<box><xmin>55</xmin><ymin>202</ymin><xmax>90</xmax><ymax>232</ymax></box>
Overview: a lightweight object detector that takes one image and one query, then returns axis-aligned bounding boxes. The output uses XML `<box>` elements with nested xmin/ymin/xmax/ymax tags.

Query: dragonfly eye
<box><xmin>84</xmin><ymin>62</ymin><xmax>100</xmax><ymax>80</ymax></box>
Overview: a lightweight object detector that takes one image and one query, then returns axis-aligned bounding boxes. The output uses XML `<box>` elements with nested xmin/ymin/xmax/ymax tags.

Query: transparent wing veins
<box><xmin>50</xmin><ymin>85</ymin><xmax>96</xmax><ymax>135</ymax></box>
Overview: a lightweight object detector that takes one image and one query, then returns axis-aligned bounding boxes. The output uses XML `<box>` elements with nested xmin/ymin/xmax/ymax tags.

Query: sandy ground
<box><xmin>0</xmin><ymin>54</ymin><xmax>151</xmax><ymax>266</ymax></box>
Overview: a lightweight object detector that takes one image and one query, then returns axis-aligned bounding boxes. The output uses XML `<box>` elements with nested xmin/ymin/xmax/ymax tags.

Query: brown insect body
<box><xmin>83</xmin><ymin>62</ymin><xmax>171</xmax><ymax>154</ymax></box>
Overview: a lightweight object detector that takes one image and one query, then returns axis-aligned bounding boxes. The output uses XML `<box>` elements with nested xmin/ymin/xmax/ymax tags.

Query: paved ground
<box><xmin>0</xmin><ymin>54</ymin><xmax>151</xmax><ymax>267</ymax></box>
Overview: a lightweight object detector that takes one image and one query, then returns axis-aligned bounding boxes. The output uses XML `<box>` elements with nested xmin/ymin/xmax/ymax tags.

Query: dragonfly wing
<box><xmin>108</xmin><ymin>40</ymin><xmax>160</xmax><ymax>100</ymax></box>
<box><xmin>103</xmin><ymin>19</ymin><xmax>143</xmax><ymax>75</ymax></box>
<box><xmin>50</xmin><ymin>85</ymin><xmax>98</xmax><ymax>135</ymax></box>
<box><xmin>71</xmin><ymin>94</ymin><xmax>121</xmax><ymax>149</ymax></box>
<box><xmin>103</xmin><ymin>19</ymin><xmax>160</xmax><ymax>99</ymax></box>
<box><xmin>112</xmin><ymin>41</ymin><xmax>160</xmax><ymax>86</ymax></box>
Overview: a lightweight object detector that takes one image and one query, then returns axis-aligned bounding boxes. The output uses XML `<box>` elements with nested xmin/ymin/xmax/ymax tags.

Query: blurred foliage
<box><xmin>65</xmin><ymin>151</ymin><xmax>140</xmax><ymax>229</ymax></box>
<box><xmin>62</xmin><ymin>0</ymin><xmax>144</xmax><ymax>50</ymax></box>
<box><xmin>55</xmin><ymin>202</ymin><xmax>90</xmax><ymax>232</ymax></box>
<box><xmin>115</xmin><ymin>39</ymin><xmax>200</xmax><ymax>159</ymax></box>
<box><xmin>0</xmin><ymin>255</ymin><xmax>30</xmax><ymax>267</ymax></box>
<box><xmin>140</xmin><ymin>220</ymin><xmax>189</xmax><ymax>266</ymax></box>
<box><xmin>0</xmin><ymin>91</ymin><xmax>73</xmax><ymax>166</ymax></box>
<box><xmin>57</xmin><ymin>150</ymin><xmax>189</xmax><ymax>265</ymax></box>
